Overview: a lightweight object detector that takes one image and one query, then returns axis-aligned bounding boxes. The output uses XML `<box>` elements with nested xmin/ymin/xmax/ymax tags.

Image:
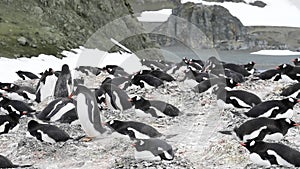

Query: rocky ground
<box><xmin>1</xmin><ymin>71</ymin><xmax>300</xmax><ymax>169</ymax></box>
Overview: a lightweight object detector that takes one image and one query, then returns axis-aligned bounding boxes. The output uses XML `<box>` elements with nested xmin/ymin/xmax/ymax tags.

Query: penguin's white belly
<box><xmin>249</xmin><ymin>153</ymin><xmax>271</xmax><ymax>166</ymax></box>
<box><xmin>258</xmin><ymin>106</ymin><xmax>279</xmax><ymax>118</ymax></box>
<box><xmin>267</xmin><ymin>150</ymin><xmax>293</xmax><ymax>167</ymax></box>
<box><xmin>134</xmin><ymin>150</ymin><xmax>161</xmax><ymax>161</ymax></box>
<box><xmin>77</xmin><ymin>94</ymin><xmax>101</xmax><ymax>137</ymax></box>
<box><xmin>0</xmin><ymin>121</ymin><xmax>9</xmax><ymax>133</ymax></box>
<box><xmin>50</xmin><ymin>103</ymin><xmax>75</xmax><ymax>122</ymax></box>
<box><xmin>41</xmin><ymin>75</ymin><xmax>57</xmax><ymax>101</ymax></box>
<box><xmin>275</xmin><ymin>109</ymin><xmax>293</xmax><ymax>119</ymax></box>
<box><xmin>150</xmin><ymin>106</ymin><xmax>166</xmax><ymax>117</ymax></box>
<box><xmin>243</xmin><ymin>126</ymin><xmax>267</xmax><ymax>142</ymax></box>
<box><xmin>10</xmin><ymin>124</ymin><xmax>19</xmax><ymax>132</ymax></box>
<box><xmin>134</xmin><ymin>108</ymin><xmax>152</xmax><ymax>118</ymax></box>
<box><xmin>263</xmin><ymin>133</ymin><xmax>283</xmax><ymax>141</ymax></box>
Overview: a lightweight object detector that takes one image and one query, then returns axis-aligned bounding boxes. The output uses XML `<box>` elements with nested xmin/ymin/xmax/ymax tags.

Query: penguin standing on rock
<box><xmin>105</xmin><ymin>120</ymin><xmax>162</xmax><ymax>139</ymax></box>
<box><xmin>70</xmin><ymin>85</ymin><xmax>106</xmax><ymax>141</ymax></box>
<box><xmin>54</xmin><ymin>64</ymin><xmax>72</xmax><ymax>98</ymax></box>
<box><xmin>27</xmin><ymin>120</ymin><xmax>71</xmax><ymax>143</ymax></box>
<box><xmin>133</xmin><ymin>138</ymin><xmax>174</xmax><ymax>161</ymax></box>
<box><xmin>35</xmin><ymin>68</ymin><xmax>58</xmax><ymax>103</ymax></box>
<box><xmin>0</xmin><ymin>154</ymin><xmax>31</xmax><ymax>168</ymax></box>
<box><xmin>241</xmin><ymin>140</ymin><xmax>300</xmax><ymax>167</ymax></box>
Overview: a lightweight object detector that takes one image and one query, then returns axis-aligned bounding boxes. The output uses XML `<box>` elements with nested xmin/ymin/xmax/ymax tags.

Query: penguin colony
<box><xmin>1</xmin><ymin>56</ymin><xmax>300</xmax><ymax>168</ymax></box>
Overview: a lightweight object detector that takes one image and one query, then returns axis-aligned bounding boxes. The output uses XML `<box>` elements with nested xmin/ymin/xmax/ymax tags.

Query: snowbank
<box><xmin>251</xmin><ymin>50</ymin><xmax>300</xmax><ymax>55</ymax></box>
<box><xmin>137</xmin><ymin>9</ymin><xmax>172</xmax><ymax>22</ymax></box>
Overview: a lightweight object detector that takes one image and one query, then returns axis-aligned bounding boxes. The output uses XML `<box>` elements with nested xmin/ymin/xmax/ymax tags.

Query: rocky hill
<box><xmin>148</xmin><ymin>2</ymin><xmax>300</xmax><ymax>50</ymax></box>
<box><xmin>0</xmin><ymin>0</ymin><xmax>162</xmax><ymax>59</ymax></box>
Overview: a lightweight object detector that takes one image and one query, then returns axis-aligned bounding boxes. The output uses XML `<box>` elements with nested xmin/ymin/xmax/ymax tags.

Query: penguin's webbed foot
<box><xmin>82</xmin><ymin>137</ymin><xmax>93</xmax><ymax>142</ymax></box>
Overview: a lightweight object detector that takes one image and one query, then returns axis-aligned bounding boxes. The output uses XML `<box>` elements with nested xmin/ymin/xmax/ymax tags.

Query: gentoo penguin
<box><xmin>138</xmin><ymin>69</ymin><xmax>175</xmax><ymax>82</ymax></box>
<box><xmin>0</xmin><ymin>154</ymin><xmax>31</xmax><ymax>168</ymax></box>
<box><xmin>209</xmin><ymin>68</ymin><xmax>245</xmax><ymax>83</ymax></box>
<box><xmin>220</xmin><ymin>118</ymin><xmax>299</xmax><ymax>142</ymax></box>
<box><xmin>1</xmin><ymin>83</ymin><xmax>36</xmax><ymax>101</ymax></box>
<box><xmin>103</xmin><ymin>65</ymin><xmax>129</xmax><ymax>77</ymax></box>
<box><xmin>131</xmin><ymin>73</ymin><xmax>164</xmax><ymax>89</ymax></box>
<box><xmin>0</xmin><ymin>94</ymin><xmax>35</xmax><ymax>115</ymax></box>
<box><xmin>292</xmin><ymin>58</ymin><xmax>300</xmax><ymax>66</ymax></box>
<box><xmin>281</xmin><ymin>83</ymin><xmax>300</xmax><ymax>98</ymax></box>
<box><xmin>36</xmin><ymin>98</ymin><xmax>77</xmax><ymax>123</ymax></box>
<box><xmin>243</xmin><ymin>61</ymin><xmax>256</xmax><ymax>74</ymax></box>
<box><xmin>241</xmin><ymin>140</ymin><xmax>300</xmax><ymax>167</ymax></box>
<box><xmin>0</xmin><ymin>111</ymin><xmax>24</xmax><ymax>134</ymax></box>
<box><xmin>224</xmin><ymin>63</ymin><xmax>250</xmax><ymax>77</ymax></box>
<box><xmin>216</xmin><ymin>84</ymin><xmax>261</xmax><ymax>109</ymax></box>
<box><xmin>16</xmin><ymin>70</ymin><xmax>39</xmax><ymax>80</ymax></box>
<box><xmin>35</xmin><ymin>68</ymin><xmax>58</xmax><ymax>103</ymax></box>
<box><xmin>129</xmin><ymin>96</ymin><xmax>180</xmax><ymax>117</ymax></box>
<box><xmin>140</xmin><ymin>59</ymin><xmax>167</xmax><ymax>71</ymax></box>
<box><xmin>276</xmin><ymin>64</ymin><xmax>300</xmax><ymax>82</ymax></box>
<box><xmin>133</xmin><ymin>138</ymin><xmax>174</xmax><ymax>161</ymax></box>
<box><xmin>244</xmin><ymin>98</ymin><xmax>299</xmax><ymax>119</ymax></box>
<box><xmin>259</xmin><ymin>69</ymin><xmax>281</xmax><ymax>81</ymax></box>
<box><xmin>202</xmin><ymin>56</ymin><xmax>224</xmax><ymax>72</ymax></box>
<box><xmin>193</xmin><ymin>77</ymin><xmax>239</xmax><ymax>94</ymax></box>
<box><xmin>54</xmin><ymin>64</ymin><xmax>72</xmax><ymax>98</ymax></box>
<box><xmin>70</xmin><ymin>85</ymin><xmax>106</xmax><ymax>140</ymax></box>
<box><xmin>183</xmin><ymin>58</ymin><xmax>203</xmax><ymax>71</ymax></box>
<box><xmin>102</xmin><ymin>77</ymin><xmax>131</xmax><ymax>90</ymax></box>
<box><xmin>96</xmin><ymin>83</ymin><xmax>132</xmax><ymax>112</ymax></box>
<box><xmin>105</xmin><ymin>120</ymin><xmax>162</xmax><ymax>139</ymax></box>
<box><xmin>27</xmin><ymin>120</ymin><xmax>71</xmax><ymax>143</ymax></box>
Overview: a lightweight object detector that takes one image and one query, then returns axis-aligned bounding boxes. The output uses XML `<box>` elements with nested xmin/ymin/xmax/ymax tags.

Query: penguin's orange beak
<box><xmin>297</xmin><ymin>99</ymin><xmax>300</xmax><ymax>103</ymax></box>
<box><xmin>131</xmin><ymin>143</ymin><xmax>136</xmax><ymax>147</ymax></box>
<box><xmin>236</xmin><ymin>83</ymin><xmax>241</xmax><ymax>86</ymax></box>
<box><xmin>22</xmin><ymin>111</ymin><xmax>28</xmax><ymax>115</ymax></box>
<box><xmin>294</xmin><ymin>123</ymin><xmax>300</xmax><ymax>126</ymax></box>
<box><xmin>128</xmin><ymin>98</ymin><xmax>132</xmax><ymax>102</ymax></box>
<box><xmin>68</xmin><ymin>93</ymin><xmax>74</xmax><ymax>99</ymax></box>
<box><xmin>276</xmin><ymin>66</ymin><xmax>280</xmax><ymax>70</ymax></box>
<box><xmin>240</xmin><ymin>142</ymin><xmax>246</xmax><ymax>146</ymax></box>
<box><xmin>102</xmin><ymin>122</ymin><xmax>107</xmax><ymax>126</ymax></box>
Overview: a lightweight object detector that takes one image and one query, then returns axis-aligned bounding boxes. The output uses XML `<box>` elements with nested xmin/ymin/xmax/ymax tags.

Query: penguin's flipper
<box><xmin>218</xmin><ymin>130</ymin><xmax>232</xmax><ymax>135</ymax></box>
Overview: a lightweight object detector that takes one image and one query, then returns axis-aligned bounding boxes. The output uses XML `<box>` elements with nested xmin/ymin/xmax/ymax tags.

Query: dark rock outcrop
<box><xmin>249</xmin><ymin>1</ymin><xmax>267</xmax><ymax>8</ymax></box>
<box><xmin>0</xmin><ymin>0</ymin><xmax>162</xmax><ymax>59</ymax></box>
<box><xmin>150</xmin><ymin>2</ymin><xmax>247</xmax><ymax>49</ymax></box>
<box><xmin>203</xmin><ymin>0</ymin><xmax>245</xmax><ymax>3</ymax></box>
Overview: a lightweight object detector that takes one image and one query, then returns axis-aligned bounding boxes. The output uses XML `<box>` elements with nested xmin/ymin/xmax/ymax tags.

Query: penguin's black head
<box><xmin>280</xmin><ymin>118</ymin><xmax>300</xmax><ymax>128</ymax></box>
<box><xmin>226</xmin><ymin>78</ymin><xmax>239</xmax><ymax>88</ymax></box>
<box><xmin>132</xmin><ymin>139</ymin><xmax>147</xmax><ymax>151</ymax></box>
<box><xmin>240</xmin><ymin>140</ymin><xmax>258</xmax><ymax>150</ymax></box>
<box><xmin>276</xmin><ymin>64</ymin><xmax>293</xmax><ymax>71</ymax></box>
<box><xmin>283</xmin><ymin>97</ymin><xmax>300</xmax><ymax>106</ymax></box>
<box><xmin>105</xmin><ymin>120</ymin><xmax>122</xmax><ymax>129</ymax></box>
<box><xmin>28</xmin><ymin>120</ymin><xmax>40</xmax><ymax>129</ymax></box>
<box><xmin>61</xmin><ymin>64</ymin><xmax>70</xmax><ymax>73</ymax></box>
